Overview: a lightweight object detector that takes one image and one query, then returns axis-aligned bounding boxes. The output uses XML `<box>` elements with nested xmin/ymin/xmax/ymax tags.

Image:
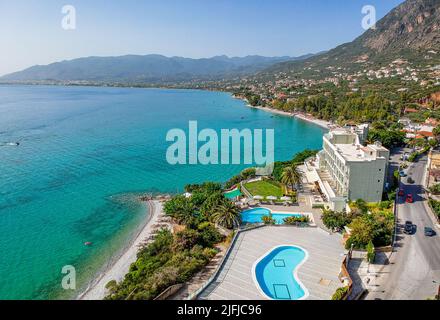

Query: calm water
<box><xmin>241</xmin><ymin>208</ymin><xmax>302</xmax><ymax>225</ymax></box>
<box><xmin>0</xmin><ymin>85</ymin><xmax>325</xmax><ymax>299</ymax></box>
<box><xmin>254</xmin><ymin>246</ymin><xmax>307</xmax><ymax>300</ymax></box>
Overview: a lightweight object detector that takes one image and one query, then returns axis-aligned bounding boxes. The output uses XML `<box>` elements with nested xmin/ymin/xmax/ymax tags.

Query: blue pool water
<box><xmin>241</xmin><ymin>208</ymin><xmax>302</xmax><ymax>224</ymax></box>
<box><xmin>224</xmin><ymin>188</ymin><xmax>242</xmax><ymax>199</ymax></box>
<box><xmin>254</xmin><ymin>246</ymin><xmax>308</xmax><ymax>300</ymax></box>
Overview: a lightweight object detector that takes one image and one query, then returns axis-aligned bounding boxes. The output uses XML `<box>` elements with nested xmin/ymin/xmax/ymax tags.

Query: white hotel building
<box><xmin>306</xmin><ymin>125</ymin><xmax>389</xmax><ymax>211</ymax></box>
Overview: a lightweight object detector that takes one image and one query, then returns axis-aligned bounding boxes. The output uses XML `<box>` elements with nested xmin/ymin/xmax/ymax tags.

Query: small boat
<box><xmin>84</xmin><ymin>242</ymin><xmax>93</xmax><ymax>246</ymax></box>
<box><xmin>3</xmin><ymin>142</ymin><xmax>20</xmax><ymax>146</ymax></box>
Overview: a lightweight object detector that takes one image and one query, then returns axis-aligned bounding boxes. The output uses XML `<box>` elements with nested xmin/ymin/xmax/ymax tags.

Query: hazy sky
<box><xmin>0</xmin><ymin>0</ymin><xmax>405</xmax><ymax>76</ymax></box>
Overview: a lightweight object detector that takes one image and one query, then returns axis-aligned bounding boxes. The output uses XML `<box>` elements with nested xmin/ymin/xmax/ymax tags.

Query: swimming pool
<box><xmin>253</xmin><ymin>245</ymin><xmax>309</xmax><ymax>300</ymax></box>
<box><xmin>241</xmin><ymin>208</ymin><xmax>302</xmax><ymax>224</ymax></box>
<box><xmin>224</xmin><ymin>188</ymin><xmax>242</xmax><ymax>200</ymax></box>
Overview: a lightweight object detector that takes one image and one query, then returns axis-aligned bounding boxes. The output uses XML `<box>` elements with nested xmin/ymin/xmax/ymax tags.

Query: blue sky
<box><xmin>0</xmin><ymin>0</ymin><xmax>405</xmax><ymax>76</ymax></box>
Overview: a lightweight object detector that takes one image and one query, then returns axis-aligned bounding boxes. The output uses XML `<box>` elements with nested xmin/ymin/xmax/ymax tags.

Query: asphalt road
<box><xmin>368</xmin><ymin>151</ymin><xmax>440</xmax><ymax>300</ymax></box>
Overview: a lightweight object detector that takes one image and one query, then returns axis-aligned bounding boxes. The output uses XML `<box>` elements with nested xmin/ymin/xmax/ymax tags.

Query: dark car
<box><xmin>398</xmin><ymin>189</ymin><xmax>405</xmax><ymax>197</ymax></box>
<box><xmin>407</xmin><ymin>177</ymin><xmax>415</xmax><ymax>184</ymax></box>
<box><xmin>424</xmin><ymin>227</ymin><xmax>436</xmax><ymax>237</ymax></box>
<box><xmin>404</xmin><ymin>221</ymin><xmax>413</xmax><ymax>234</ymax></box>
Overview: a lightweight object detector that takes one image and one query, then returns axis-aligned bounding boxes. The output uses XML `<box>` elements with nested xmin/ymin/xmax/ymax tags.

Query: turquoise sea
<box><xmin>0</xmin><ymin>85</ymin><xmax>326</xmax><ymax>299</ymax></box>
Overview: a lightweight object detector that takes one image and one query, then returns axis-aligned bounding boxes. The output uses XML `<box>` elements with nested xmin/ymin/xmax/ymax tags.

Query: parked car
<box><xmin>404</xmin><ymin>221</ymin><xmax>414</xmax><ymax>234</ymax></box>
<box><xmin>407</xmin><ymin>177</ymin><xmax>415</xmax><ymax>184</ymax></box>
<box><xmin>398</xmin><ymin>189</ymin><xmax>405</xmax><ymax>197</ymax></box>
<box><xmin>406</xmin><ymin>194</ymin><xmax>414</xmax><ymax>203</ymax></box>
<box><xmin>399</xmin><ymin>171</ymin><xmax>407</xmax><ymax>177</ymax></box>
<box><xmin>424</xmin><ymin>227</ymin><xmax>436</xmax><ymax>237</ymax></box>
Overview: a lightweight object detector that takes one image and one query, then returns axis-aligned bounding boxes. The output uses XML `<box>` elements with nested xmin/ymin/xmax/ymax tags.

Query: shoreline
<box><xmin>75</xmin><ymin>89</ymin><xmax>329</xmax><ymax>301</ymax></box>
<box><xmin>78</xmin><ymin>199</ymin><xmax>164</xmax><ymax>300</ymax></box>
<box><xmin>231</xmin><ymin>94</ymin><xmax>333</xmax><ymax>130</ymax></box>
<box><xmin>3</xmin><ymin>83</ymin><xmax>332</xmax><ymax>130</ymax></box>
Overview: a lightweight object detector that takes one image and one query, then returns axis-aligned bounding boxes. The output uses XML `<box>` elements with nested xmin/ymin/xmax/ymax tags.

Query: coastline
<box><xmin>78</xmin><ymin>199</ymin><xmax>164</xmax><ymax>300</ymax></box>
<box><xmin>74</xmin><ymin>89</ymin><xmax>330</xmax><ymax>301</ymax></box>
<box><xmin>231</xmin><ymin>94</ymin><xmax>332</xmax><ymax>130</ymax></box>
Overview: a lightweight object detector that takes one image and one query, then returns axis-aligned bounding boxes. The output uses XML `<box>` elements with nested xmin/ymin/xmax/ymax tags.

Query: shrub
<box><xmin>173</xmin><ymin>229</ymin><xmax>200</xmax><ymax>251</ymax></box>
<box><xmin>345</xmin><ymin>211</ymin><xmax>394</xmax><ymax>249</ymax></box>
<box><xmin>366</xmin><ymin>241</ymin><xmax>375</xmax><ymax>263</ymax></box>
<box><xmin>408</xmin><ymin>152</ymin><xmax>418</xmax><ymax>162</ymax></box>
<box><xmin>378</xmin><ymin>201</ymin><xmax>392</xmax><ymax>210</ymax></box>
<box><xmin>106</xmin><ymin>224</ymin><xmax>224</xmax><ymax>300</ymax></box>
<box><xmin>429</xmin><ymin>199</ymin><xmax>440</xmax><ymax>220</ymax></box>
<box><xmin>429</xmin><ymin>184</ymin><xmax>440</xmax><ymax>195</ymax></box>
<box><xmin>261</xmin><ymin>215</ymin><xmax>276</xmax><ymax>225</ymax></box>
<box><xmin>105</xmin><ymin>280</ymin><xmax>118</xmax><ymax>294</ymax></box>
<box><xmin>331</xmin><ymin>286</ymin><xmax>349</xmax><ymax>300</ymax></box>
<box><xmin>163</xmin><ymin>195</ymin><xmax>196</xmax><ymax>225</ymax></box>
<box><xmin>197</xmin><ymin>222</ymin><xmax>224</xmax><ymax>247</ymax></box>
<box><xmin>322</xmin><ymin>210</ymin><xmax>351</xmax><ymax>231</ymax></box>
<box><xmin>272</xmin><ymin>150</ymin><xmax>318</xmax><ymax>181</ymax></box>
<box><xmin>283</xmin><ymin>215</ymin><xmax>310</xmax><ymax>225</ymax></box>
<box><xmin>225</xmin><ymin>168</ymin><xmax>256</xmax><ymax>188</ymax></box>
<box><xmin>185</xmin><ymin>182</ymin><xmax>222</xmax><ymax>194</ymax></box>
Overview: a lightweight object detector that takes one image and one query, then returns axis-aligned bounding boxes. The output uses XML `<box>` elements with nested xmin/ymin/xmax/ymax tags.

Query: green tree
<box><xmin>322</xmin><ymin>210</ymin><xmax>351</xmax><ymax>231</ymax></box>
<box><xmin>345</xmin><ymin>216</ymin><xmax>374</xmax><ymax>249</ymax></box>
<box><xmin>197</xmin><ymin>222</ymin><xmax>224</xmax><ymax>247</ymax></box>
<box><xmin>199</xmin><ymin>191</ymin><xmax>225</xmax><ymax>221</ymax></box>
<box><xmin>163</xmin><ymin>195</ymin><xmax>196</xmax><ymax>225</ymax></box>
<box><xmin>212</xmin><ymin>201</ymin><xmax>241</xmax><ymax>229</ymax></box>
<box><xmin>281</xmin><ymin>164</ymin><xmax>301</xmax><ymax>190</ymax></box>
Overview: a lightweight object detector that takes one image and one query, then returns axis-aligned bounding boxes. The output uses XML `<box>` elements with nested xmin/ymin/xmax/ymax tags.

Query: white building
<box><xmin>306</xmin><ymin>125</ymin><xmax>389</xmax><ymax>211</ymax></box>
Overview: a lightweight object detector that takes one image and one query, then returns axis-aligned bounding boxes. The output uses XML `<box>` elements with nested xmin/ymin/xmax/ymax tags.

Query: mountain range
<box><xmin>262</xmin><ymin>0</ymin><xmax>440</xmax><ymax>78</ymax></box>
<box><xmin>0</xmin><ymin>54</ymin><xmax>314</xmax><ymax>83</ymax></box>
<box><xmin>1</xmin><ymin>0</ymin><xmax>439</xmax><ymax>86</ymax></box>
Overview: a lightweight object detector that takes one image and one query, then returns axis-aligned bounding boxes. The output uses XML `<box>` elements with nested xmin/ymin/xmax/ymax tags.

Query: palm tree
<box><xmin>212</xmin><ymin>201</ymin><xmax>241</xmax><ymax>229</ymax></box>
<box><xmin>281</xmin><ymin>164</ymin><xmax>301</xmax><ymax>191</ymax></box>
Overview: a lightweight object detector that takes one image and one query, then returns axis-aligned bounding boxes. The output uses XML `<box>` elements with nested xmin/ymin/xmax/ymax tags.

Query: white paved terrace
<box><xmin>199</xmin><ymin>226</ymin><xmax>346</xmax><ymax>300</ymax></box>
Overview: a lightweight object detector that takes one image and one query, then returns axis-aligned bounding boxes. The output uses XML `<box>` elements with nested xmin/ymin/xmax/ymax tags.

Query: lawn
<box><xmin>244</xmin><ymin>179</ymin><xmax>284</xmax><ymax>198</ymax></box>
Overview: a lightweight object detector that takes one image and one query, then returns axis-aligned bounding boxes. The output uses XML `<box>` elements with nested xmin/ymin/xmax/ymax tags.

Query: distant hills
<box><xmin>0</xmin><ymin>54</ymin><xmax>315</xmax><ymax>84</ymax></box>
<box><xmin>3</xmin><ymin>0</ymin><xmax>438</xmax><ymax>88</ymax></box>
<box><xmin>262</xmin><ymin>0</ymin><xmax>440</xmax><ymax>78</ymax></box>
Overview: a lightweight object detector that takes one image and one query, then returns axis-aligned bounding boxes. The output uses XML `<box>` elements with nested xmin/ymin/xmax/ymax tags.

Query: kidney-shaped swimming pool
<box><xmin>253</xmin><ymin>245</ymin><xmax>309</xmax><ymax>300</ymax></box>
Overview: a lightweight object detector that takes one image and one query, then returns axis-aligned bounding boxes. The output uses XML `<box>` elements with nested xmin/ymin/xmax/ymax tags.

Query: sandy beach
<box><xmin>246</xmin><ymin>104</ymin><xmax>332</xmax><ymax>130</ymax></box>
<box><xmin>232</xmin><ymin>94</ymin><xmax>332</xmax><ymax>130</ymax></box>
<box><xmin>78</xmin><ymin>200</ymin><xmax>164</xmax><ymax>300</ymax></box>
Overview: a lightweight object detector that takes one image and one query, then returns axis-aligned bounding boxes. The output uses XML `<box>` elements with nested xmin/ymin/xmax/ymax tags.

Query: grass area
<box><xmin>349</xmin><ymin>199</ymin><xmax>394</xmax><ymax>214</ymax></box>
<box><xmin>244</xmin><ymin>179</ymin><xmax>284</xmax><ymax>198</ymax></box>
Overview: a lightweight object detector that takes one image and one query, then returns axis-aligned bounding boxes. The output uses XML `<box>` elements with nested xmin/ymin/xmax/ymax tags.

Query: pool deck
<box><xmin>198</xmin><ymin>226</ymin><xmax>346</xmax><ymax>300</ymax></box>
